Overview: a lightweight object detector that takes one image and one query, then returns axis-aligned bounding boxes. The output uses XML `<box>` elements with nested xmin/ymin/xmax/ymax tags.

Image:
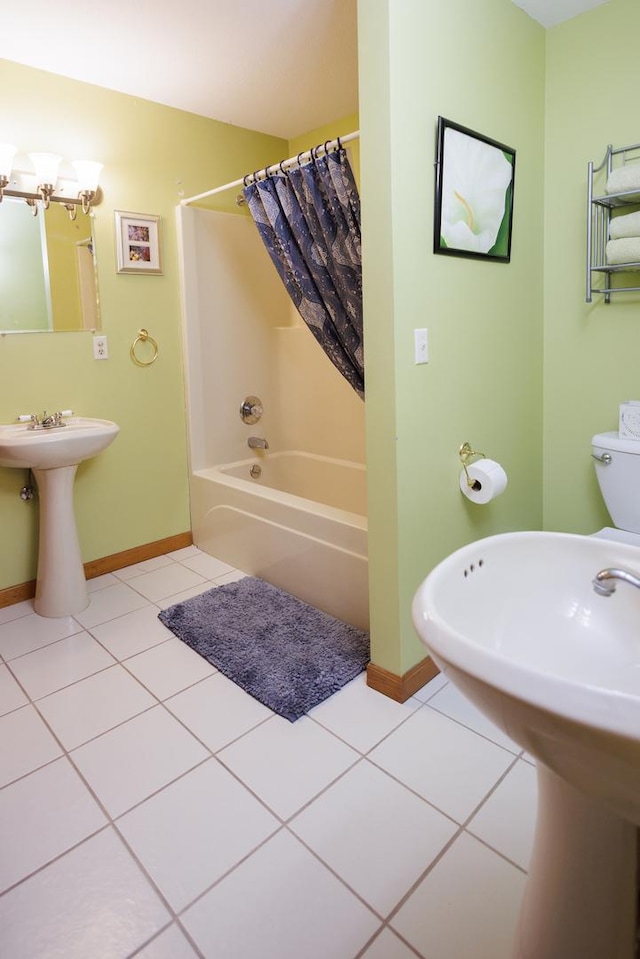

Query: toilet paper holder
<box><xmin>459</xmin><ymin>442</ymin><xmax>485</xmax><ymax>489</ymax></box>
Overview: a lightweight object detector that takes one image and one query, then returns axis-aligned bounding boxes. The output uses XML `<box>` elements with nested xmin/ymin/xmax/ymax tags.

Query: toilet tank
<box><xmin>592</xmin><ymin>431</ymin><xmax>640</xmax><ymax>533</ymax></box>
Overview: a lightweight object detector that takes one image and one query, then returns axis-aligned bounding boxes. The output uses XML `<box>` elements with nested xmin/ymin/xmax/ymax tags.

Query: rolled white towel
<box><xmin>606</xmin><ymin>237</ymin><xmax>640</xmax><ymax>268</ymax></box>
<box><xmin>609</xmin><ymin>211</ymin><xmax>640</xmax><ymax>239</ymax></box>
<box><xmin>606</xmin><ymin>164</ymin><xmax>640</xmax><ymax>197</ymax></box>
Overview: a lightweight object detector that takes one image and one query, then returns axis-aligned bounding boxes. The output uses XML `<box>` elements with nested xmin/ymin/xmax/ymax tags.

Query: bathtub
<box><xmin>190</xmin><ymin>451</ymin><xmax>369</xmax><ymax>630</ymax></box>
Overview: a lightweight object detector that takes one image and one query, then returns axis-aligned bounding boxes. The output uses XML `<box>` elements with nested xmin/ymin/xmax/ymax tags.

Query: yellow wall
<box><xmin>358</xmin><ymin>0</ymin><xmax>545</xmax><ymax>674</ymax></box>
<box><xmin>0</xmin><ymin>58</ymin><xmax>286</xmax><ymax>591</ymax></box>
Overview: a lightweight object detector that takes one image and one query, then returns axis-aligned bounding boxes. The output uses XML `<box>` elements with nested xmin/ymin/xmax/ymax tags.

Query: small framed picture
<box><xmin>115</xmin><ymin>211</ymin><xmax>162</xmax><ymax>274</ymax></box>
<box><xmin>434</xmin><ymin>117</ymin><xmax>516</xmax><ymax>263</ymax></box>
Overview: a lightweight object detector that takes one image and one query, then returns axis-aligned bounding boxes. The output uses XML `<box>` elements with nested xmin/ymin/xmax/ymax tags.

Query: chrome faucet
<box><xmin>248</xmin><ymin>436</ymin><xmax>269</xmax><ymax>450</ymax></box>
<box><xmin>592</xmin><ymin>567</ymin><xmax>640</xmax><ymax>596</ymax></box>
<box><xmin>22</xmin><ymin>410</ymin><xmax>70</xmax><ymax>430</ymax></box>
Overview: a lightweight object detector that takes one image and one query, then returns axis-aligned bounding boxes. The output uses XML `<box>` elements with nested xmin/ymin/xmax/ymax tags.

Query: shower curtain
<box><xmin>243</xmin><ymin>147</ymin><xmax>364</xmax><ymax>399</ymax></box>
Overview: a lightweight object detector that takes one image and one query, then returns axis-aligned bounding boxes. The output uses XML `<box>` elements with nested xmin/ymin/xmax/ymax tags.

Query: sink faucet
<box><xmin>248</xmin><ymin>436</ymin><xmax>269</xmax><ymax>450</ymax></box>
<box><xmin>592</xmin><ymin>567</ymin><xmax>640</xmax><ymax>596</ymax></box>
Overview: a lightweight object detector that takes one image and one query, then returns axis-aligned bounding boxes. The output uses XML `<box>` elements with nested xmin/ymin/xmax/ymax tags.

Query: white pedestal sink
<box><xmin>413</xmin><ymin>531</ymin><xmax>640</xmax><ymax>959</ymax></box>
<box><xmin>0</xmin><ymin>418</ymin><xmax>119</xmax><ymax>617</ymax></box>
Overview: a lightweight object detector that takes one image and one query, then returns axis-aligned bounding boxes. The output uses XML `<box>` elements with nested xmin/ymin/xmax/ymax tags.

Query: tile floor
<box><xmin>0</xmin><ymin>545</ymin><xmax>538</xmax><ymax>959</ymax></box>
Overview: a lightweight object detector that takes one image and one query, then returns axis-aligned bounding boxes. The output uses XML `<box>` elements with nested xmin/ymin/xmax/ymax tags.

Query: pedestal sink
<box><xmin>412</xmin><ymin>531</ymin><xmax>640</xmax><ymax>959</ymax></box>
<box><xmin>0</xmin><ymin>418</ymin><xmax>119</xmax><ymax>617</ymax></box>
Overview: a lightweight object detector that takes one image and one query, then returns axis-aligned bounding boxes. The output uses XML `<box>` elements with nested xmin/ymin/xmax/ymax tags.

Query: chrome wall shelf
<box><xmin>587</xmin><ymin>142</ymin><xmax>640</xmax><ymax>303</ymax></box>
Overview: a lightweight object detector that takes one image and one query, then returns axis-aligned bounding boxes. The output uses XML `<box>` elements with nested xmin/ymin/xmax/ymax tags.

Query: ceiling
<box><xmin>0</xmin><ymin>0</ymin><xmax>609</xmax><ymax>141</ymax></box>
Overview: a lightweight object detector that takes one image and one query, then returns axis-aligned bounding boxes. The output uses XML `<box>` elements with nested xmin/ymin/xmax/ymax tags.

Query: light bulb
<box><xmin>72</xmin><ymin>160</ymin><xmax>103</xmax><ymax>192</ymax></box>
<box><xmin>28</xmin><ymin>152</ymin><xmax>62</xmax><ymax>186</ymax></box>
<box><xmin>0</xmin><ymin>143</ymin><xmax>17</xmax><ymax>179</ymax></box>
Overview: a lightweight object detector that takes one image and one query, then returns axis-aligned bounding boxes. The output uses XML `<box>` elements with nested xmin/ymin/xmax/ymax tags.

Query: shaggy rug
<box><xmin>158</xmin><ymin>577</ymin><xmax>370</xmax><ymax>722</ymax></box>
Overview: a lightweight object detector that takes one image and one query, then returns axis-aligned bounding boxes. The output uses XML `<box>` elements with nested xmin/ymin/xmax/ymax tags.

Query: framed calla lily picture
<box><xmin>434</xmin><ymin>117</ymin><xmax>515</xmax><ymax>262</ymax></box>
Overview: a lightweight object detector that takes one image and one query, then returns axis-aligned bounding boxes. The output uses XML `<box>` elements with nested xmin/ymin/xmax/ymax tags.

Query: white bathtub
<box><xmin>190</xmin><ymin>451</ymin><xmax>369</xmax><ymax>630</ymax></box>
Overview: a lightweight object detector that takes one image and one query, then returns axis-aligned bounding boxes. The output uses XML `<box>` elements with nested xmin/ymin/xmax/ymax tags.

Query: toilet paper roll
<box><xmin>459</xmin><ymin>458</ymin><xmax>508</xmax><ymax>505</ymax></box>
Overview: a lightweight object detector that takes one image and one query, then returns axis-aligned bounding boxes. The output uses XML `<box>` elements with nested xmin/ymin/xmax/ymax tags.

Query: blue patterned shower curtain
<box><xmin>243</xmin><ymin>148</ymin><xmax>364</xmax><ymax>399</ymax></box>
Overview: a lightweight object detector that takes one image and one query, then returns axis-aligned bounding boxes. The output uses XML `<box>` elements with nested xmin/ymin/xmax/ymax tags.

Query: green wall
<box><xmin>0</xmin><ymin>58</ymin><xmax>286</xmax><ymax>591</ymax></box>
<box><xmin>543</xmin><ymin>0</ymin><xmax>640</xmax><ymax>535</ymax></box>
<box><xmin>358</xmin><ymin>0</ymin><xmax>545</xmax><ymax>674</ymax></box>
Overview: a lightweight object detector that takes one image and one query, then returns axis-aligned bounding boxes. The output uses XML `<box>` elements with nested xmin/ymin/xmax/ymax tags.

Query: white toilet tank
<box><xmin>592</xmin><ymin>431</ymin><xmax>640</xmax><ymax>533</ymax></box>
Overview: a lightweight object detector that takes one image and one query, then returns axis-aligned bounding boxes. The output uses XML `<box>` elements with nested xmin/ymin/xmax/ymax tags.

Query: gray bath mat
<box><xmin>158</xmin><ymin>577</ymin><xmax>370</xmax><ymax>722</ymax></box>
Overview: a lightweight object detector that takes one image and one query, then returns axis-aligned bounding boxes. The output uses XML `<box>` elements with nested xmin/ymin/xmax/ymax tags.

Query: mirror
<box><xmin>0</xmin><ymin>198</ymin><xmax>100</xmax><ymax>333</ymax></box>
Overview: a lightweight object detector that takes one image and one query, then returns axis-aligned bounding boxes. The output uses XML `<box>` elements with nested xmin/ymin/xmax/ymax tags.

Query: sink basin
<box><xmin>0</xmin><ymin>417</ymin><xmax>119</xmax><ymax>469</ymax></box>
<box><xmin>413</xmin><ymin>531</ymin><xmax>640</xmax><ymax>959</ymax></box>
<box><xmin>0</xmin><ymin>416</ymin><xmax>119</xmax><ymax>618</ymax></box>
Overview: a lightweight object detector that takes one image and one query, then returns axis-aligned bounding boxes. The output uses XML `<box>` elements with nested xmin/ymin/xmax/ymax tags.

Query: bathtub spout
<box><xmin>248</xmin><ymin>436</ymin><xmax>269</xmax><ymax>450</ymax></box>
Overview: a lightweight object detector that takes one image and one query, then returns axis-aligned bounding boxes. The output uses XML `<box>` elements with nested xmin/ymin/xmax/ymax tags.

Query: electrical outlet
<box><xmin>93</xmin><ymin>335</ymin><xmax>108</xmax><ymax>360</ymax></box>
<box><xmin>414</xmin><ymin>328</ymin><xmax>429</xmax><ymax>364</ymax></box>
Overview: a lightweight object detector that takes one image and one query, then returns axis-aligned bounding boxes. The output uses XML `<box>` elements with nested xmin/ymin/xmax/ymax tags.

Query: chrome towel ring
<box><xmin>130</xmin><ymin>328</ymin><xmax>159</xmax><ymax>367</ymax></box>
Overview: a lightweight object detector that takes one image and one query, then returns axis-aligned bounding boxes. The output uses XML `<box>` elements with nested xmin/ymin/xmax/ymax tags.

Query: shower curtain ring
<box><xmin>337</xmin><ymin>136</ymin><xmax>342</xmax><ymax>151</ymax></box>
<box><xmin>297</xmin><ymin>151</ymin><xmax>305</xmax><ymax>167</ymax></box>
<box><xmin>324</xmin><ymin>139</ymin><xmax>331</xmax><ymax>156</ymax></box>
<box><xmin>279</xmin><ymin>160</ymin><xmax>288</xmax><ymax>176</ymax></box>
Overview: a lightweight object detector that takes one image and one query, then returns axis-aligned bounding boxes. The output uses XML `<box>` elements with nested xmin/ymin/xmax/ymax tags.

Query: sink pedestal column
<box><xmin>33</xmin><ymin>466</ymin><xmax>90</xmax><ymax>618</ymax></box>
<box><xmin>513</xmin><ymin>763</ymin><xmax>637</xmax><ymax>959</ymax></box>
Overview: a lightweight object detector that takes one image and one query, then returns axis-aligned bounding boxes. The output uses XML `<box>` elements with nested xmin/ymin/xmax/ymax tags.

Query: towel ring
<box><xmin>130</xmin><ymin>329</ymin><xmax>159</xmax><ymax>367</ymax></box>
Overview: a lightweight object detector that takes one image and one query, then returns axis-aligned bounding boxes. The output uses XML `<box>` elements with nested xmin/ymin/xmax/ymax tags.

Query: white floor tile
<box><xmin>290</xmin><ymin>759</ymin><xmax>457</xmax><ymax>916</ymax></box>
<box><xmin>391</xmin><ymin>832</ymin><xmax>526</xmax><ymax>959</ymax></box>
<box><xmin>0</xmin><ymin>546</ymin><xmax>541</xmax><ymax>959</ymax></box>
<box><xmin>361</xmin><ymin>928</ymin><xmax>418</xmax><ymax>959</ymax></box>
<box><xmin>113</xmin><ymin>556</ymin><xmax>175</xmax><ymax>581</ymax></box>
<box><xmin>87</xmin><ymin>572</ymin><xmax>119</xmax><ymax>592</ymax></box>
<box><xmin>166</xmin><ymin>545</ymin><xmax>201</xmax><ymax>561</ymax></box>
<box><xmin>8</xmin><ymin>632</ymin><xmax>115</xmax><ymax>700</ymax></box>
<box><xmin>36</xmin><ymin>665</ymin><xmax>156</xmax><ymax>750</ymax></box>
<box><xmin>219</xmin><ymin>715</ymin><xmax>359</xmax><ymax>819</ymax></box>
<box><xmin>0</xmin><ymin>827</ymin><xmax>170</xmax><ymax>959</ymax></box>
<box><xmin>155</xmin><ymin>581</ymin><xmax>225</xmax><ymax>608</ymax></box>
<box><xmin>0</xmin><ymin>598</ymin><xmax>33</xmax><ymax>625</ymax></box>
<box><xmin>71</xmin><ymin>705</ymin><xmax>209</xmax><ymax>817</ymax></box>
<box><xmin>0</xmin><ymin>612</ymin><xmax>81</xmax><ymax>661</ymax></box>
<box><xmin>427</xmin><ymin>680</ymin><xmax>521</xmax><ymax>753</ymax></box>
<box><xmin>124</xmin><ymin>636</ymin><xmax>216</xmax><ymax>700</ymax></box>
<box><xmin>0</xmin><ymin>757</ymin><xmax>106</xmax><ymax>892</ymax></box>
<box><xmin>411</xmin><ymin>671</ymin><xmax>448</xmax><ymax>703</ymax></box>
<box><xmin>213</xmin><ymin>569</ymin><xmax>248</xmax><ymax>586</ymax></box>
<box><xmin>135</xmin><ymin>924</ymin><xmax>200</xmax><ymax>958</ymax></box>
<box><xmin>467</xmin><ymin>758</ymin><xmax>538</xmax><ymax>869</ymax></box>
<box><xmin>0</xmin><ymin>663</ymin><xmax>28</xmax><ymax>714</ymax></box>
<box><xmin>117</xmin><ymin>758</ymin><xmax>280</xmax><ymax>911</ymax></box>
<box><xmin>177</xmin><ymin>551</ymin><xmax>235</xmax><ymax>579</ymax></box>
<box><xmin>0</xmin><ymin>705</ymin><xmax>62</xmax><ymax>787</ymax></box>
<box><xmin>124</xmin><ymin>564</ymin><xmax>208</xmax><ymax>602</ymax></box>
<box><xmin>89</xmin><ymin>605</ymin><xmax>174</xmax><ymax>661</ymax></box>
<box><xmin>165</xmin><ymin>673</ymin><xmax>272</xmax><ymax>752</ymax></box>
<box><xmin>368</xmin><ymin>706</ymin><xmax>515</xmax><ymax>823</ymax></box>
<box><xmin>309</xmin><ymin>673</ymin><xmax>421</xmax><ymax>753</ymax></box>
<box><xmin>72</xmin><ymin>582</ymin><xmax>151</xmax><ymax>629</ymax></box>
<box><xmin>181</xmin><ymin>830</ymin><xmax>379</xmax><ymax>959</ymax></box>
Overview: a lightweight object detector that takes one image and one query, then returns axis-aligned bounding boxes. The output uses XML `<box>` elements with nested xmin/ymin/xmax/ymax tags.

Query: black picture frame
<box><xmin>433</xmin><ymin>116</ymin><xmax>516</xmax><ymax>263</ymax></box>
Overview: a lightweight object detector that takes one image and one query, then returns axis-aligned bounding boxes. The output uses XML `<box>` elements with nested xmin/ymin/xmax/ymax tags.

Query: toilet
<box><xmin>592</xmin><ymin>431</ymin><xmax>640</xmax><ymax>546</ymax></box>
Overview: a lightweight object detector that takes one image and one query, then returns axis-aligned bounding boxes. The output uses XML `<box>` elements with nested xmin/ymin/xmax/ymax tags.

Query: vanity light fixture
<box><xmin>0</xmin><ymin>143</ymin><xmax>103</xmax><ymax>216</ymax></box>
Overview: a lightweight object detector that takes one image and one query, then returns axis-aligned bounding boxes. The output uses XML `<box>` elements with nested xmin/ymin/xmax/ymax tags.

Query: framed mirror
<box><xmin>0</xmin><ymin>197</ymin><xmax>100</xmax><ymax>333</ymax></box>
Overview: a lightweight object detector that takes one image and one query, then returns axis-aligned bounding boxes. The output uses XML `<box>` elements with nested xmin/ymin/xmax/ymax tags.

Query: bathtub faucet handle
<box><xmin>240</xmin><ymin>396</ymin><xmax>264</xmax><ymax>424</ymax></box>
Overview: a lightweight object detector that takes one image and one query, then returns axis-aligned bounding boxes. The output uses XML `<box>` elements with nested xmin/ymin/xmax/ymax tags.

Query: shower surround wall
<box><xmin>177</xmin><ymin>205</ymin><xmax>368</xmax><ymax>628</ymax></box>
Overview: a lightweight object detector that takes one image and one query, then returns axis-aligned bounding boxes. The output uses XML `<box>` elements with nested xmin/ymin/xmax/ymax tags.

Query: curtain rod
<box><xmin>180</xmin><ymin>129</ymin><xmax>359</xmax><ymax>207</ymax></box>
